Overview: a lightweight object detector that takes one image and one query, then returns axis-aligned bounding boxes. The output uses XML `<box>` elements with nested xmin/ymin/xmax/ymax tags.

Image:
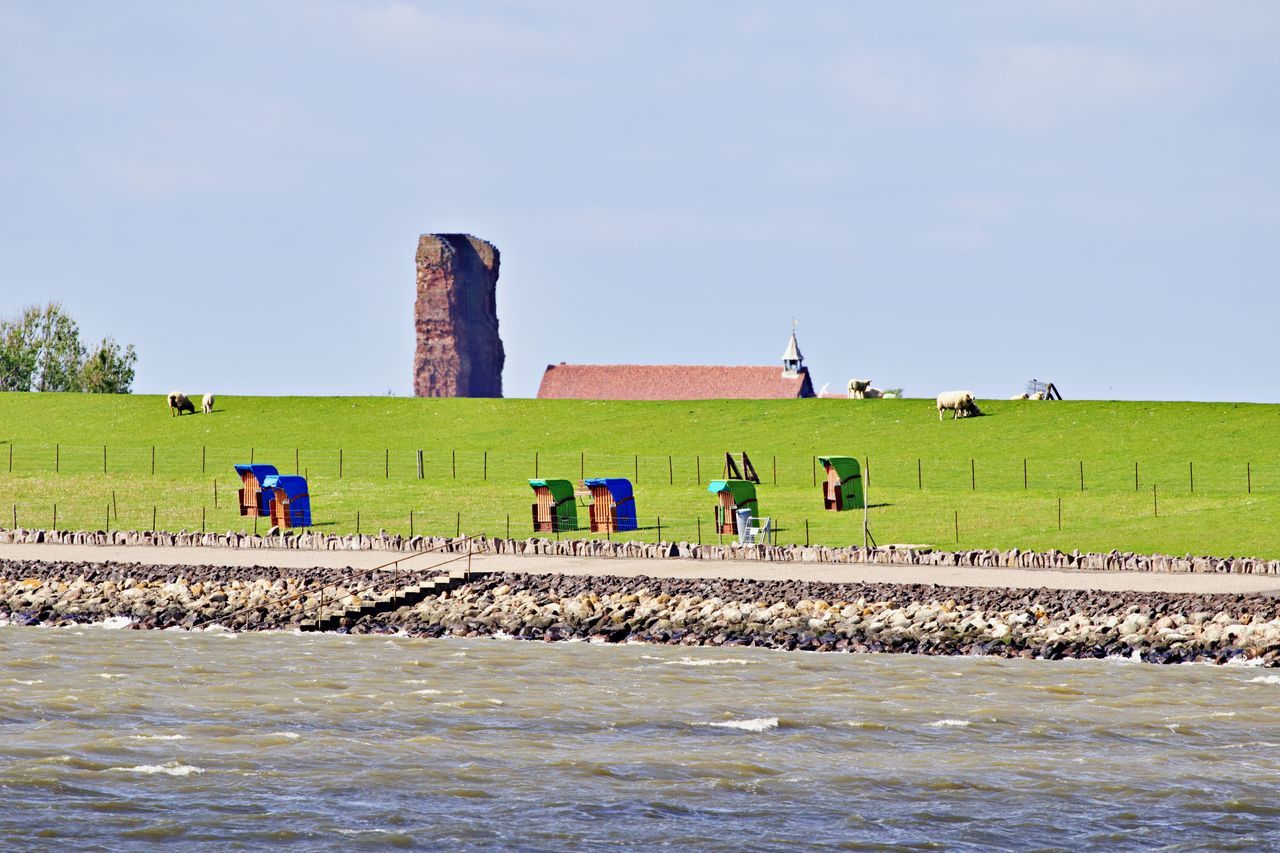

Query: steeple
<box><xmin>781</xmin><ymin>321</ymin><xmax>803</xmax><ymax>377</ymax></box>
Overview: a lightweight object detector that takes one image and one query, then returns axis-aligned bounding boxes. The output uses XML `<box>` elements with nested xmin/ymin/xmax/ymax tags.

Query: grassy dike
<box><xmin>0</xmin><ymin>392</ymin><xmax>1278</xmax><ymax>558</ymax></box>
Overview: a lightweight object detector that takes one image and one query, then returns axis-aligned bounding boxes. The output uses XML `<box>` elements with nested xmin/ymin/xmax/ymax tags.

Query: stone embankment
<box><xmin>2</xmin><ymin>527</ymin><xmax>1279</xmax><ymax>576</ymax></box>
<box><xmin>3</xmin><ymin>560</ymin><xmax>1280</xmax><ymax>665</ymax></box>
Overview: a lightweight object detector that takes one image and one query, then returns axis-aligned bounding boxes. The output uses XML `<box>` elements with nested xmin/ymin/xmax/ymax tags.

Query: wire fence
<box><xmin>0</xmin><ymin>442</ymin><xmax>1276</xmax><ymax>496</ymax></box>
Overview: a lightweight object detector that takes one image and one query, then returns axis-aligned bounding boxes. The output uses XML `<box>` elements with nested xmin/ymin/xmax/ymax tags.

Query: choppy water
<box><xmin>4</xmin><ymin>627</ymin><xmax>1280</xmax><ymax>850</ymax></box>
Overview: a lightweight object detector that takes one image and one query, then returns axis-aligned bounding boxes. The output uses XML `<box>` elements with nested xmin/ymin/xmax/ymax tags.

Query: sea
<box><xmin>3</xmin><ymin>625</ymin><xmax>1280</xmax><ymax>850</ymax></box>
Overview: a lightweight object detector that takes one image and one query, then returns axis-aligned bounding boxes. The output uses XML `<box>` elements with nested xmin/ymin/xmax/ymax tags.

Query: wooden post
<box><xmin>417</xmin><ymin>449</ymin><xmax>424</xmax><ymax>480</ymax></box>
<box><xmin>1023</xmin><ymin>458</ymin><xmax>1028</xmax><ymax>490</ymax></box>
<box><xmin>112</xmin><ymin>490</ymin><xmax>117</xmax><ymax>520</ymax></box>
<box><xmin>105</xmin><ymin>504</ymin><xmax>110</xmax><ymax>533</ymax></box>
<box><xmin>1135</xmin><ymin>462</ymin><xmax>1139</xmax><ymax>491</ymax></box>
<box><xmin>339</xmin><ymin>448</ymin><xmax>343</xmax><ymax>478</ymax></box>
<box><xmin>506</xmin><ymin>513</ymin><xmax>510</xmax><ymax>539</ymax></box>
<box><xmin>385</xmin><ymin>449</ymin><xmax>389</xmax><ymax>479</ymax></box>
<box><xmin>104</xmin><ymin>445</ymin><xmax>107</xmax><ymax>474</ymax></box>
<box><xmin>357</xmin><ymin>511</ymin><xmax>361</xmax><ymax>535</ymax></box>
<box><xmin>772</xmin><ymin>455</ymin><xmax>777</xmax><ymax>485</ymax></box>
<box><xmin>250</xmin><ymin>447</ymin><xmax>254</xmax><ymax>464</ymax></box>
<box><xmin>1189</xmin><ymin>461</ymin><xmax>1194</xmax><ymax>493</ymax></box>
<box><xmin>456</xmin><ymin>512</ymin><xmax>461</xmax><ymax>537</ymax></box>
<box><xmin>668</xmin><ymin>455</ymin><xmax>673</xmax><ymax>485</ymax></box>
<box><xmin>484</xmin><ymin>451</ymin><xmax>488</xmax><ymax>481</ymax></box>
<box><xmin>805</xmin><ymin>518</ymin><xmax>809</xmax><ymax>546</ymax></box>
<box><xmin>202</xmin><ymin>445</ymin><xmax>206</xmax><ymax>474</ymax></box>
<box><xmin>201</xmin><ymin>506</ymin><xmax>206</xmax><ymax>533</ymax></box>
<box><xmin>295</xmin><ymin>448</ymin><xmax>300</xmax><ymax>474</ymax></box>
<box><xmin>1248</xmin><ymin>462</ymin><xmax>1252</xmax><ymax>494</ymax></box>
<box><xmin>151</xmin><ymin>446</ymin><xmax>155</xmax><ymax>476</ymax></box>
<box><xmin>657</xmin><ymin>516</ymin><xmax>662</xmax><ymax>542</ymax></box>
<box><xmin>152</xmin><ymin>506</ymin><xmax>157</xmax><ymax>531</ymax></box>
<box><xmin>697</xmin><ymin>516</ymin><xmax>702</xmax><ymax>545</ymax></box>
<box><xmin>696</xmin><ymin>455</ymin><xmax>701</xmax><ymax>484</ymax></box>
<box><xmin>52</xmin><ymin>503</ymin><xmax>56</xmax><ymax>529</ymax></box>
<box><xmin>864</xmin><ymin>457</ymin><xmax>869</xmax><ymax>489</ymax></box>
<box><xmin>970</xmin><ymin>459</ymin><xmax>975</xmax><ymax>491</ymax></box>
<box><xmin>917</xmin><ymin>458</ymin><xmax>922</xmax><ymax>490</ymax></box>
<box><xmin>1079</xmin><ymin>460</ymin><xmax>1084</xmax><ymax>492</ymax></box>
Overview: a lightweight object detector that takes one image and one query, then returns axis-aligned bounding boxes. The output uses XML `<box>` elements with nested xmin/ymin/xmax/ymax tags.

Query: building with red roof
<box><xmin>536</xmin><ymin>332</ymin><xmax>816</xmax><ymax>400</ymax></box>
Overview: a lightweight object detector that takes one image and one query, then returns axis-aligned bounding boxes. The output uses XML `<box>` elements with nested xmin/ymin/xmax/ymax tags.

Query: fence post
<box><xmin>385</xmin><ymin>449</ymin><xmax>389</xmax><ymax>479</ymax></box>
<box><xmin>1248</xmin><ymin>462</ymin><xmax>1252</xmax><ymax>494</ymax></box>
<box><xmin>1079</xmin><ymin>461</ymin><xmax>1084</xmax><ymax>492</ymax></box>
<box><xmin>55</xmin><ymin>444</ymin><xmax>59</xmax><ymax>474</ymax></box>
<box><xmin>1023</xmin><ymin>458</ymin><xmax>1027</xmax><ymax>490</ymax></box>
<box><xmin>970</xmin><ymin>458</ymin><xmax>975</xmax><ymax>490</ymax></box>
<box><xmin>52</xmin><ymin>503</ymin><xmax>56</xmax><ymax>529</ymax></box>
<box><xmin>417</xmin><ymin>449</ymin><xmax>424</xmax><ymax>480</ymax></box>
<box><xmin>8</xmin><ymin>444</ymin><xmax>11</xmax><ymax>473</ymax></box>
<box><xmin>202</xmin><ymin>446</ymin><xmax>206</xmax><ymax>474</ymax></box>
<box><xmin>106</xmin><ymin>504</ymin><xmax>110</xmax><ymax>533</ymax></box>
<box><xmin>151</xmin><ymin>446</ymin><xmax>155</xmax><ymax>476</ymax></box>
<box><xmin>484</xmin><ymin>450</ymin><xmax>488</xmax><ymax>481</ymax></box>
<box><xmin>805</xmin><ymin>518</ymin><xmax>809</xmax><ymax>547</ymax></box>
<box><xmin>697</xmin><ymin>516</ymin><xmax>702</xmax><ymax>545</ymax></box>
<box><xmin>1189</xmin><ymin>461</ymin><xmax>1194</xmax><ymax>493</ymax></box>
<box><xmin>696</xmin><ymin>455</ymin><xmax>701</xmax><ymax>484</ymax></box>
<box><xmin>668</xmin><ymin>455</ymin><xmax>673</xmax><ymax>485</ymax></box>
<box><xmin>772</xmin><ymin>455</ymin><xmax>777</xmax><ymax>485</ymax></box>
<box><xmin>1135</xmin><ymin>462</ymin><xmax>1139</xmax><ymax>491</ymax></box>
<box><xmin>456</xmin><ymin>512</ymin><xmax>460</xmax><ymax>537</ymax></box>
<box><xmin>339</xmin><ymin>448</ymin><xmax>343</xmax><ymax>478</ymax></box>
<box><xmin>250</xmin><ymin>446</ymin><xmax>254</xmax><ymax>464</ymax></box>
<box><xmin>657</xmin><ymin>516</ymin><xmax>662</xmax><ymax>542</ymax></box>
<box><xmin>112</xmin><ymin>490</ymin><xmax>117</xmax><ymax>520</ymax></box>
<box><xmin>202</xmin><ymin>506</ymin><xmax>206</xmax><ymax>533</ymax></box>
<box><xmin>104</xmin><ymin>445</ymin><xmax>107</xmax><ymax>474</ymax></box>
<box><xmin>356</xmin><ymin>511</ymin><xmax>361</xmax><ymax>535</ymax></box>
<box><xmin>506</xmin><ymin>513</ymin><xmax>510</xmax><ymax>539</ymax></box>
<box><xmin>152</xmin><ymin>506</ymin><xmax>157</xmax><ymax>531</ymax></box>
<box><xmin>917</xmin><ymin>458</ymin><xmax>922</xmax><ymax>490</ymax></box>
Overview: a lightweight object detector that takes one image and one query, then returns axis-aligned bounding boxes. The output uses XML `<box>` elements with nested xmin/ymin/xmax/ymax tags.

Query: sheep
<box><xmin>863</xmin><ymin>387</ymin><xmax>883</xmax><ymax>398</ymax></box>
<box><xmin>202</xmin><ymin>393</ymin><xmax>215</xmax><ymax>414</ymax></box>
<box><xmin>167</xmin><ymin>391</ymin><xmax>195</xmax><ymax>416</ymax></box>
<box><xmin>1029</xmin><ymin>391</ymin><xmax>1045</xmax><ymax>400</ymax></box>
<box><xmin>936</xmin><ymin>390</ymin><xmax>981</xmax><ymax>420</ymax></box>
<box><xmin>1010</xmin><ymin>392</ymin><xmax>1029</xmax><ymax>400</ymax></box>
<box><xmin>847</xmin><ymin>378</ymin><xmax>873</xmax><ymax>399</ymax></box>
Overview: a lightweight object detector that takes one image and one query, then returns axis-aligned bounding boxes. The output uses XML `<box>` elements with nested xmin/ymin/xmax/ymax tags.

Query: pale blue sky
<box><xmin>2</xmin><ymin>1</ymin><xmax>1277</xmax><ymax>400</ymax></box>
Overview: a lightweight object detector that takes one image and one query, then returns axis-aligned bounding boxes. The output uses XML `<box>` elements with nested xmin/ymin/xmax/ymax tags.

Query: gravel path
<box><xmin>2</xmin><ymin>542</ymin><xmax>1277</xmax><ymax>595</ymax></box>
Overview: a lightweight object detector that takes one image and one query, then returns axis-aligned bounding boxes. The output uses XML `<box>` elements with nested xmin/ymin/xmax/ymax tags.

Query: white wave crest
<box><xmin>96</xmin><ymin>673</ymin><xmax>127</xmax><ymax>679</ymax></box>
<box><xmin>110</xmin><ymin>762</ymin><xmax>204</xmax><ymax>776</ymax></box>
<box><xmin>668</xmin><ymin>657</ymin><xmax>761</xmax><ymax>667</ymax></box>
<box><xmin>95</xmin><ymin>617</ymin><xmax>134</xmax><ymax>630</ymax></box>
<box><xmin>1249</xmin><ymin>675</ymin><xmax>1280</xmax><ymax>685</ymax></box>
<box><xmin>265</xmin><ymin>731</ymin><xmax>300</xmax><ymax>739</ymax></box>
<box><xmin>11</xmin><ymin>679</ymin><xmax>43</xmax><ymax>685</ymax></box>
<box><xmin>703</xmin><ymin>717</ymin><xmax>779</xmax><ymax>732</ymax></box>
<box><xmin>927</xmin><ymin>719</ymin><xmax>973</xmax><ymax>728</ymax></box>
<box><xmin>129</xmin><ymin>734</ymin><xmax>187</xmax><ymax>741</ymax></box>
<box><xmin>412</xmin><ymin>689</ymin><xmax>442</xmax><ymax>695</ymax></box>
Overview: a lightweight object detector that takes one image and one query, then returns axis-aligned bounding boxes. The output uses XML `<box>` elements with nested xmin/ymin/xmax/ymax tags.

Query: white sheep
<box><xmin>1029</xmin><ymin>391</ymin><xmax>1045</xmax><ymax>400</ymax></box>
<box><xmin>1010</xmin><ymin>392</ymin><xmax>1029</xmax><ymax>400</ymax></box>
<box><xmin>847</xmin><ymin>378</ymin><xmax>873</xmax><ymax>399</ymax></box>
<box><xmin>202</xmin><ymin>393</ymin><xmax>215</xmax><ymax>414</ymax></box>
<box><xmin>937</xmin><ymin>390</ymin><xmax>980</xmax><ymax>420</ymax></box>
<box><xmin>167</xmin><ymin>391</ymin><xmax>195</xmax><ymax>416</ymax></box>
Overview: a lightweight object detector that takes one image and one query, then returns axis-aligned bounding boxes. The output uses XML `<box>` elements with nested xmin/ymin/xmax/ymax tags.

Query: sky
<box><xmin>2</xmin><ymin>1</ymin><xmax>1278</xmax><ymax>401</ymax></box>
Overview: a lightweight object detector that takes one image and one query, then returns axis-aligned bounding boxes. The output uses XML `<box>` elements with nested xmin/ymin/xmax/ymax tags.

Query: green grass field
<box><xmin>0</xmin><ymin>392</ymin><xmax>1278</xmax><ymax>557</ymax></box>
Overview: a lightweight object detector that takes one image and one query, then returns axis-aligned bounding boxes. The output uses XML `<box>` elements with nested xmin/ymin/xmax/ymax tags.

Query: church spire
<box><xmin>782</xmin><ymin>320</ymin><xmax>803</xmax><ymax>376</ymax></box>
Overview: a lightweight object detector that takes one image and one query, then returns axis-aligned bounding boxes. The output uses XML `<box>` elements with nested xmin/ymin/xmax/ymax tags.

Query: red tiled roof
<box><xmin>536</xmin><ymin>364</ymin><xmax>815</xmax><ymax>400</ymax></box>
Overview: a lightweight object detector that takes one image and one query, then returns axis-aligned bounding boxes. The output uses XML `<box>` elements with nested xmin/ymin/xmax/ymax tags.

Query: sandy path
<box><xmin>1</xmin><ymin>542</ymin><xmax>1277</xmax><ymax>595</ymax></box>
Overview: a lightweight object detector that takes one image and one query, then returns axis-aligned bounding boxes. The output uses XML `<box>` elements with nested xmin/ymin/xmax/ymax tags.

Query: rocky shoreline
<box><xmin>3</xmin><ymin>559</ymin><xmax>1280</xmax><ymax>665</ymax></box>
<box><xmin>3</xmin><ymin>527</ymin><xmax>1279</xmax><ymax>576</ymax></box>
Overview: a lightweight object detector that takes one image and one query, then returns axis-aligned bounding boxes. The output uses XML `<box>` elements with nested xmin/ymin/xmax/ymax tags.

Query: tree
<box><xmin>0</xmin><ymin>302</ymin><xmax>137</xmax><ymax>393</ymax></box>
<box><xmin>79</xmin><ymin>337</ymin><xmax>137</xmax><ymax>394</ymax></box>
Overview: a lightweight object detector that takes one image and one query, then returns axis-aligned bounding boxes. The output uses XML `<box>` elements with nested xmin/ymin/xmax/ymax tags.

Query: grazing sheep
<box><xmin>847</xmin><ymin>378</ymin><xmax>873</xmax><ymax>399</ymax></box>
<box><xmin>863</xmin><ymin>387</ymin><xmax>883</xmax><ymax>398</ymax></box>
<box><xmin>1029</xmin><ymin>391</ymin><xmax>1045</xmax><ymax>400</ymax></box>
<box><xmin>1010</xmin><ymin>392</ymin><xmax>1029</xmax><ymax>400</ymax></box>
<box><xmin>202</xmin><ymin>393</ymin><xmax>215</xmax><ymax>414</ymax></box>
<box><xmin>936</xmin><ymin>390</ymin><xmax>981</xmax><ymax>420</ymax></box>
<box><xmin>167</xmin><ymin>392</ymin><xmax>195</xmax><ymax>416</ymax></box>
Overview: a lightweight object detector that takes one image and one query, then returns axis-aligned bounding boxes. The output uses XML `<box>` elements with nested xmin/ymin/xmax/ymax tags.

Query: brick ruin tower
<box><xmin>412</xmin><ymin>233</ymin><xmax>505</xmax><ymax>398</ymax></box>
